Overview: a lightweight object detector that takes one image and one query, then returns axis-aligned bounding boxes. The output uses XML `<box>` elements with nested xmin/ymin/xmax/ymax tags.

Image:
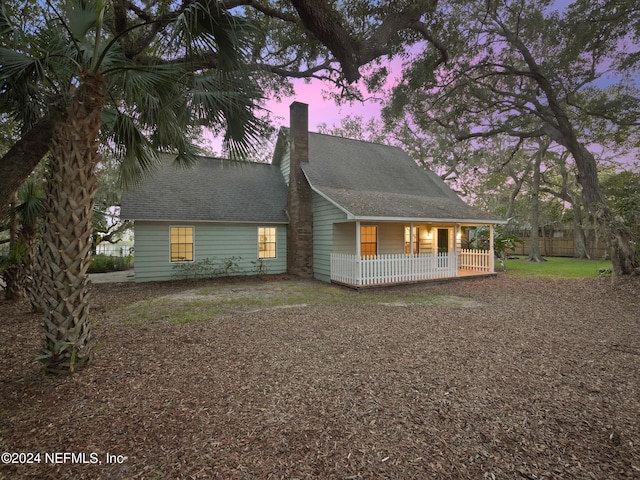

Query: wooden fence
<box><xmin>508</xmin><ymin>237</ymin><xmax>608</xmax><ymax>258</ymax></box>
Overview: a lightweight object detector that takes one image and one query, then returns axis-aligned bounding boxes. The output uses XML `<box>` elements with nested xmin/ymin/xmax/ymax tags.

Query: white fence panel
<box><xmin>458</xmin><ymin>249</ymin><xmax>492</xmax><ymax>272</ymax></box>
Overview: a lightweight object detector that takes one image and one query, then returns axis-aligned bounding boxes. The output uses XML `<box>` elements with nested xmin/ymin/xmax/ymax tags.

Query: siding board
<box><xmin>312</xmin><ymin>192</ymin><xmax>348</xmax><ymax>282</ymax></box>
<box><xmin>133</xmin><ymin>221</ymin><xmax>286</xmax><ymax>282</ymax></box>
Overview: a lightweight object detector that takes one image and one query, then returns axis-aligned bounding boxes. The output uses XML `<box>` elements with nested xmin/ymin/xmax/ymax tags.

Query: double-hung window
<box><xmin>360</xmin><ymin>225</ymin><xmax>378</xmax><ymax>258</ymax></box>
<box><xmin>258</xmin><ymin>227</ymin><xmax>277</xmax><ymax>259</ymax></box>
<box><xmin>170</xmin><ymin>226</ymin><xmax>194</xmax><ymax>262</ymax></box>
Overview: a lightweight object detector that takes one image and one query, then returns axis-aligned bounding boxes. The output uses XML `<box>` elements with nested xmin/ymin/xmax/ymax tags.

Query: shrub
<box><xmin>172</xmin><ymin>257</ymin><xmax>241</xmax><ymax>281</ymax></box>
<box><xmin>89</xmin><ymin>255</ymin><xmax>132</xmax><ymax>273</ymax></box>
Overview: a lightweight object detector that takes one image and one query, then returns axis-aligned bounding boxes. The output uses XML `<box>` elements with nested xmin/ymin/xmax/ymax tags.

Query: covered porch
<box><xmin>328</xmin><ymin>221</ymin><xmax>495</xmax><ymax>288</ymax></box>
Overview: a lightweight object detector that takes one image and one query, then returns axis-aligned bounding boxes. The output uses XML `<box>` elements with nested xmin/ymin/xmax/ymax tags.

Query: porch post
<box><xmin>489</xmin><ymin>223</ymin><xmax>495</xmax><ymax>273</ymax></box>
<box><xmin>454</xmin><ymin>224</ymin><xmax>459</xmax><ymax>277</ymax></box>
<box><xmin>410</xmin><ymin>222</ymin><xmax>414</xmax><ymax>255</ymax></box>
<box><xmin>410</xmin><ymin>222</ymin><xmax>415</xmax><ymax>280</ymax></box>
<box><xmin>356</xmin><ymin>220</ymin><xmax>361</xmax><ymax>286</ymax></box>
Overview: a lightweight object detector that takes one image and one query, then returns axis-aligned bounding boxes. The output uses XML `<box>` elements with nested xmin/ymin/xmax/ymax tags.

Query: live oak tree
<box><xmin>385</xmin><ymin>0</ymin><xmax>640</xmax><ymax>275</ymax></box>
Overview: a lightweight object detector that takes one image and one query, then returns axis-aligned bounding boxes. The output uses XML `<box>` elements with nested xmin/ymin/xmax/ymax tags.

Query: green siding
<box><xmin>312</xmin><ymin>192</ymin><xmax>348</xmax><ymax>282</ymax></box>
<box><xmin>133</xmin><ymin>221</ymin><xmax>286</xmax><ymax>282</ymax></box>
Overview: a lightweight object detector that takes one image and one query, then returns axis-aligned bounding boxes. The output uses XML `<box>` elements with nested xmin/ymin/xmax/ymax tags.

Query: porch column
<box><xmin>489</xmin><ymin>224</ymin><xmax>495</xmax><ymax>273</ymax></box>
<box><xmin>454</xmin><ymin>224</ymin><xmax>459</xmax><ymax>277</ymax></box>
<box><xmin>356</xmin><ymin>220</ymin><xmax>361</xmax><ymax>286</ymax></box>
<box><xmin>410</xmin><ymin>222</ymin><xmax>414</xmax><ymax>256</ymax></box>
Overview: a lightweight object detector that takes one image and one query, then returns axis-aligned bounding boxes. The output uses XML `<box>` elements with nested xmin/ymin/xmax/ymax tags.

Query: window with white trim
<box><xmin>258</xmin><ymin>227</ymin><xmax>277</xmax><ymax>258</ymax></box>
<box><xmin>170</xmin><ymin>226</ymin><xmax>194</xmax><ymax>262</ymax></box>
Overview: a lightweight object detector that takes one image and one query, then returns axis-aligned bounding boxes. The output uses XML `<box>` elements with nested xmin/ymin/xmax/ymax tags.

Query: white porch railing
<box><xmin>330</xmin><ymin>252</ymin><xmax>452</xmax><ymax>287</ymax></box>
<box><xmin>458</xmin><ymin>248</ymin><xmax>492</xmax><ymax>272</ymax></box>
<box><xmin>331</xmin><ymin>250</ymin><xmax>492</xmax><ymax>287</ymax></box>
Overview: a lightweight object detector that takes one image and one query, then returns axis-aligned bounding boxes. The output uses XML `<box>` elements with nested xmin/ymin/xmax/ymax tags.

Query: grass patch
<box><xmin>504</xmin><ymin>256</ymin><xmax>612</xmax><ymax>278</ymax></box>
<box><xmin>114</xmin><ymin>280</ymin><xmax>473</xmax><ymax>326</ymax></box>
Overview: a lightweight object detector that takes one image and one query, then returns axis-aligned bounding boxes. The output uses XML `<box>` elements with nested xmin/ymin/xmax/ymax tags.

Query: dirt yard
<box><xmin>0</xmin><ymin>274</ymin><xmax>638</xmax><ymax>479</ymax></box>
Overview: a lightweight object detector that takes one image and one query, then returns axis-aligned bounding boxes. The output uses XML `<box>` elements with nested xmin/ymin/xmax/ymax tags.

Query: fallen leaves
<box><xmin>0</xmin><ymin>274</ymin><xmax>638</xmax><ymax>479</ymax></box>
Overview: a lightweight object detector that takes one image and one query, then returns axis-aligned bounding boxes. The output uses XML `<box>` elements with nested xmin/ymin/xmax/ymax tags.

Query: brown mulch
<box><xmin>0</xmin><ymin>274</ymin><xmax>639</xmax><ymax>479</ymax></box>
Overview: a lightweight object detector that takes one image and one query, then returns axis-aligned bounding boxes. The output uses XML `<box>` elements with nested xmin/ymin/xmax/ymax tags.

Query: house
<box><xmin>120</xmin><ymin>102</ymin><xmax>504</xmax><ymax>287</ymax></box>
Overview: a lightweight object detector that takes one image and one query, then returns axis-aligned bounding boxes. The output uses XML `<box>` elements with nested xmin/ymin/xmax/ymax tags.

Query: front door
<box><xmin>437</xmin><ymin>228</ymin><xmax>449</xmax><ymax>253</ymax></box>
<box><xmin>437</xmin><ymin>228</ymin><xmax>449</xmax><ymax>267</ymax></box>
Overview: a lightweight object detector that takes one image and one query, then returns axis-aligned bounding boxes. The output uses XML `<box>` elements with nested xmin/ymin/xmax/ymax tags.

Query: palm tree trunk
<box><xmin>37</xmin><ymin>72</ymin><xmax>104</xmax><ymax>373</ymax></box>
<box><xmin>3</xmin><ymin>193</ymin><xmax>28</xmax><ymax>301</ymax></box>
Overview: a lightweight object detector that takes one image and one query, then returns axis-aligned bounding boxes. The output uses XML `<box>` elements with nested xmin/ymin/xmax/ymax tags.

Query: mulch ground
<box><xmin>0</xmin><ymin>274</ymin><xmax>638</xmax><ymax>479</ymax></box>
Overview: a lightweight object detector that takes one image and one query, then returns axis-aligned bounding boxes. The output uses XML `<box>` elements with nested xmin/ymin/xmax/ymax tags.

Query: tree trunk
<box><xmin>3</xmin><ymin>193</ymin><xmax>28</xmax><ymax>301</ymax></box>
<box><xmin>572</xmin><ymin>200</ymin><xmax>591</xmax><ymax>259</ymax></box>
<box><xmin>2</xmin><ymin>264</ymin><xmax>28</xmax><ymax>301</ymax></box>
<box><xmin>37</xmin><ymin>72</ymin><xmax>104</xmax><ymax>373</ymax></box>
<box><xmin>0</xmin><ymin>117</ymin><xmax>56</xmax><ymax>221</ymax></box>
<box><xmin>528</xmin><ymin>141</ymin><xmax>546</xmax><ymax>263</ymax></box>
<box><xmin>502</xmin><ymin>25</ymin><xmax>639</xmax><ymax>275</ymax></box>
<box><xmin>571</xmin><ymin>143</ymin><xmax>637</xmax><ymax>274</ymax></box>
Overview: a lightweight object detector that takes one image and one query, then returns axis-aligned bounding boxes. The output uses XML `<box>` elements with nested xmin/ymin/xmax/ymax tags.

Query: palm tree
<box><xmin>0</xmin><ymin>0</ymin><xmax>265</xmax><ymax>373</ymax></box>
<box><xmin>0</xmin><ymin>179</ymin><xmax>45</xmax><ymax>304</ymax></box>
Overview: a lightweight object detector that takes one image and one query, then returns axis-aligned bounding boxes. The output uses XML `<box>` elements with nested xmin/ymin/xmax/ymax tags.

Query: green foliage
<box><xmin>600</xmin><ymin>170</ymin><xmax>640</xmax><ymax>238</ymax></box>
<box><xmin>251</xmin><ymin>258</ymin><xmax>269</xmax><ymax>276</ymax></box>
<box><xmin>172</xmin><ymin>257</ymin><xmax>241</xmax><ymax>281</ymax></box>
<box><xmin>88</xmin><ymin>254</ymin><xmax>132</xmax><ymax>273</ymax></box>
<box><xmin>0</xmin><ymin>0</ymin><xmax>268</xmax><ymax>189</ymax></box>
<box><xmin>464</xmin><ymin>225</ymin><xmax>522</xmax><ymax>271</ymax></box>
<box><xmin>465</xmin><ymin>226</ymin><xmax>522</xmax><ymax>253</ymax></box>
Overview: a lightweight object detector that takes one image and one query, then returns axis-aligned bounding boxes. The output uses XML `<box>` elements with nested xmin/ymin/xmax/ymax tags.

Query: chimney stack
<box><xmin>287</xmin><ymin>102</ymin><xmax>314</xmax><ymax>277</ymax></box>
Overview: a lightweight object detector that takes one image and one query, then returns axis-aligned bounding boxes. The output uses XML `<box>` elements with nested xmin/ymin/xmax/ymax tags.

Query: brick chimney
<box><xmin>287</xmin><ymin>102</ymin><xmax>314</xmax><ymax>277</ymax></box>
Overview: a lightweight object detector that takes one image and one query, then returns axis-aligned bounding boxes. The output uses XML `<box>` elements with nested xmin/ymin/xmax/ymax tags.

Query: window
<box><xmin>258</xmin><ymin>227</ymin><xmax>277</xmax><ymax>259</ymax></box>
<box><xmin>360</xmin><ymin>225</ymin><xmax>377</xmax><ymax>258</ymax></box>
<box><xmin>170</xmin><ymin>226</ymin><xmax>194</xmax><ymax>262</ymax></box>
<box><xmin>404</xmin><ymin>226</ymin><xmax>420</xmax><ymax>255</ymax></box>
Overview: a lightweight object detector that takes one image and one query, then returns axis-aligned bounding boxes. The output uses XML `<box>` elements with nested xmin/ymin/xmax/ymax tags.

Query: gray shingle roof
<box><xmin>302</xmin><ymin>133</ymin><xmax>500</xmax><ymax>222</ymax></box>
<box><xmin>120</xmin><ymin>156</ymin><xmax>288</xmax><ymax>223</ymax></box>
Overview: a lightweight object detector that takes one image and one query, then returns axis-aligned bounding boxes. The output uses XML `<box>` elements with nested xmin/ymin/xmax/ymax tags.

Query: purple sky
<box><xmin>202</xmin><ymin>78</ymin><xmax>382</xmax><ymax>155</ymax></box>
<box><xmin>262</xmin><ymin>80</ymin><xmax>381</xmax><ymax>132</ymax></box>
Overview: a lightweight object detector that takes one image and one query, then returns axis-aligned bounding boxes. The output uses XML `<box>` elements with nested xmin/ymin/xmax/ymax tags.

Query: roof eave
<box><xmin>122</xmin><ymin>217</ymin><xmax>289</xmax><ymax>224</ymax></box>
<box><xmin>352</xmin><ymin>215</ymin><xmax>508</xmax><ymax>224</ymax></box>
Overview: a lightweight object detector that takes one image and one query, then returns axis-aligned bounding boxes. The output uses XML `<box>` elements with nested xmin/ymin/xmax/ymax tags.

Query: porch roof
<box><xmin>311</xmin><ymin>186</ymin><xmax>502</xmax><ymax>223</ymax></box>
<box><xmin>302</xmin><ymin>133</ymin><xmax>504</xmax><ymax>224</ymax></box>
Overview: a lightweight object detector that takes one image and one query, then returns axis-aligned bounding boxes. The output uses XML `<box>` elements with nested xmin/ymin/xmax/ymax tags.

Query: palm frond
<box><xmin>0</xmin><ymin>1</ymin><xmax>16</xmax><ymax>43</ymax></box>
<box><xmin>66</xmin><ymin>0</ymin><xmax>98</xmax><ymax>42</ymax></box>
<box><xmin>15</xmin><ymin>178</ymin><xmax>45</xmax><ymax>226</ymax></box>
<box><xmin>188</xmin><ymin>70</ymin><xmax>267</xmax><ymax>157</ymax></box>
<box><xmin>0</xmin><ymin>48</ymin><xmax>42</xmax><ymax>80</ymax></box>
<box><xmin>168</xmin><ymin>0</ymin><xmax>256</xmax><ymax>71</ymax></box>
<box><xmin>101</xmin><ymin>108</ymin><xmax>160</xmax><ymax>189</ymax></box>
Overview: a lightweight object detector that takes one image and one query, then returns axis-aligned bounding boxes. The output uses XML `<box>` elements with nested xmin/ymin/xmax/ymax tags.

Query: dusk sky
<box><xmin>203</xmin><ymin>77</ymin><xmax>383</xmax><ymax>155</ymax></box>
<box><xmin>262</xmin><ymin>79</ymin><xmax>381</xmax><ymax>132</ymax></box>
